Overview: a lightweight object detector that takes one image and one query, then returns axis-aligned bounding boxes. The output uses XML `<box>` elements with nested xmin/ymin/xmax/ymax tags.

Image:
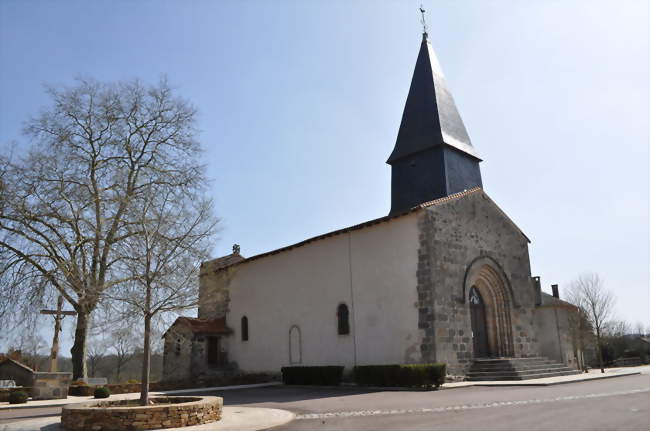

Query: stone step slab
<box><xmin>466</xmin><ymin>357</ymin><xmax>581</xmax><ymax>381</ymax></box>
<box><xmin>467</xmin><ymin>367</ymin><xmax>577</xmax><ymax>378</ymax></box>
<box><xmin>470</xmin><ymin>363</ymin><xmax>568</xmax><ymax>372</ymax></box>
<box><xmin>467</xmin><ymin>370</ymin><xmax>582</xmax><ymax>381</ymax></box>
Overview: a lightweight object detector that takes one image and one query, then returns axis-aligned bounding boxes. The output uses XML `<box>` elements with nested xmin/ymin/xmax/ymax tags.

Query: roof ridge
<box><xmin>417</xmin><ymin>187</ymin><xmax>483</xmax><ymax>208</ymax></box>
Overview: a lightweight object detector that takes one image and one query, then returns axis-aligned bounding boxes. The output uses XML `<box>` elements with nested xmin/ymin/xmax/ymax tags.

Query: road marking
<box><xmin>295</xmin><ymin>387</ymin><xmax>650</xmax><ymax>420</ymax></box>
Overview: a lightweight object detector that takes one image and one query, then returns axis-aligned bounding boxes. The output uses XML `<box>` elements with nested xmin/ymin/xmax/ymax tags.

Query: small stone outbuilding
<box><xmin>0</xmin><ymin>358</ymin><xmax>35</xmax><ymax>387</ymax></box>
<box><xmin>162</xmin><ymin>317</ymin><xmax>233</xmax><ymax>382</ymax></box>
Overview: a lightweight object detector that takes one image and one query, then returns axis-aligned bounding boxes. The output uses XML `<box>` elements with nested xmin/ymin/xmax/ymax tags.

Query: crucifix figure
<box><xmin>40</xmin><ymin>296</ymin><xmax>77</xmax><ymax>372</ymax></box>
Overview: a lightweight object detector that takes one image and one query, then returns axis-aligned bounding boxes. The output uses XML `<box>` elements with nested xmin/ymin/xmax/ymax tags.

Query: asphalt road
<box><xmin>1</xmin><ymin>373</ymin><xmax>649</xmax><ymax>430</ymax></box>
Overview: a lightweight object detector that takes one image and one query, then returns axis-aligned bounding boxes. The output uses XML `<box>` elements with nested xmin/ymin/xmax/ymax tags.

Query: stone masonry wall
<box><xmin>61</xmin><ymin>396</ymin><xmax>222</xmax><ymax>431</ymax></box>
<box><xmin>32</xmin><ymin>372</ymin><xmax>71</xmax><ymax>400</ymax></box>
<box><xmin>162</xmin><ymin>325</ymin><xmax>194</xmax><ymax>382</ymax></box>
<box><xmin>417</xmin><ymin>191</ymin><xmax>541</xmax><ymax>375</ymax></box>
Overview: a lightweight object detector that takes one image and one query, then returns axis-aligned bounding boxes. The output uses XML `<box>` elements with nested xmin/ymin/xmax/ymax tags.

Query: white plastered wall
<box><xmin>221</xmin><ymin>213</ymin><xmax>421</xmax><ymax>373</ymax></box>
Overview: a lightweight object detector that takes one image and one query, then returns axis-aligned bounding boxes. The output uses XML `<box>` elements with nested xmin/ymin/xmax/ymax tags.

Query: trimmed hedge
<box><xmin>94</xmin><ymin>386</ymin><xmax>110</xmax><ymax>398</ymax></box>
<box><xmin>9</xmin><ymin>391</ymin><xmax>29</xmax><ymax>404</ymax></box>
<box><xmin>353</xmin><ymin>363</ymin><xmax>446</xmax><ymax>388</ymax></box>
<box><xmin>69</xmin><ymin>383</ymin><xmax>146</xmax><ymax>396</ymax></box>
<box><xmin>68</xmin><ymin>385</ymin><xmax>94</xmax><ymax>396</ymax></box>
<box><xmin>281</xmin><ymin>366</ymin><xmax>344</xmax><ymax>386</ymax></box>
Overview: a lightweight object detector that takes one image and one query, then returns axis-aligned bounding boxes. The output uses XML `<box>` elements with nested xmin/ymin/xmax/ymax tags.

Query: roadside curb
<box><xmin>0</xmin><ymin>382</ymin><xmax>282</xmax><ymax>411</ymax></box>
<box><xmin>467</xmin><ymin>371</ymin><xmax>641</xmax><ymax>387</ymax></box>
<box><xmin>0</xmin><ymin>406</ymin><xmax>295</xmax><ymax>431</ymax></box>
<box><xmin>159</xmin><ymin>381</ymin><xmax>282</xmax><ymax>394</ymax></box>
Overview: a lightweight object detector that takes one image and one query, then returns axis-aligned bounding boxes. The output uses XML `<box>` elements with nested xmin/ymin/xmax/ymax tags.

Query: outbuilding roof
<box><xmin>163</xmin><ymin>317</ymin><xmax>233</xmax><ymax>338</ymax></box>
<box><xmin>0</xmin><ymin>357</ymin><xmax>35</xmax><ymax>373</ymax></box>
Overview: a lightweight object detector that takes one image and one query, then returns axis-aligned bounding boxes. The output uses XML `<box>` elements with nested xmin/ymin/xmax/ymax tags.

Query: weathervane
<box><xmin>419</xmin><ymin>4</ymin><xmax>428</xmax><ymax>38</ymax></box>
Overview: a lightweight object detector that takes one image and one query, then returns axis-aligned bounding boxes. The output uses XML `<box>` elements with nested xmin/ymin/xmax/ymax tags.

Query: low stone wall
<box><xmin>32</xmin><ymin>372</ymin><xmax>71</xmax><ymax>400</ymax></box>
<box><xmin>61</xmin><ymin>396</ymin><xmax>222</xmax><ymax>431</ymax></box>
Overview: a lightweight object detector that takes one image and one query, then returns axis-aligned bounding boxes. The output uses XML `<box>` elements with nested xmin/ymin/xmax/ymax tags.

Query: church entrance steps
<box><xmin>467</xmin><ymin>357</ymin><xmax>581</xmax><ymax>381</ymax></box>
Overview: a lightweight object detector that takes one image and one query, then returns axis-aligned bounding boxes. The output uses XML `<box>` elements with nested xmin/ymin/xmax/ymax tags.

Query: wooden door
<box><xmin>469</xmin><ymin>287</ymin><xmax>490</xmax><ymax>357</ymax></box>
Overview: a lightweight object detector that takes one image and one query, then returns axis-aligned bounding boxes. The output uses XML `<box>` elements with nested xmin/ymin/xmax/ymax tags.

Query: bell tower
<box><xmin>388</xmin><ymin>31</ymin><xmax>482</xmax><ymax>215</ymax></box>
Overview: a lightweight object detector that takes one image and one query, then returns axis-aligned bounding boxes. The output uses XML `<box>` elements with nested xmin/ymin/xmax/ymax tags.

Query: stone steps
<box><xmin>470</xmin><ymin>363</ymin><xmax>568</xmax><ymax>372</ymax></box>
<box><xmin>466</xmin><ymin>357</ymin><xmax>581</xmax><ymax>381</ymax></box>
<box><xmin>467</xmin><ymin>370</ymin><xmax>580</xmax><ymax>381</ymax></box>
<box><xmin>467</xmin><ymin>368</ymin><xmax>576</xmax><ymax>378</ymax></box>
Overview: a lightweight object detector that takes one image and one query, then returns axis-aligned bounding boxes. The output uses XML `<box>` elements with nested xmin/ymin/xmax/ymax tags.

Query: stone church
<box><xmin>163</xmin><ymin>32</ymin><xmax>580</xmax><ymax>381</ymax></box>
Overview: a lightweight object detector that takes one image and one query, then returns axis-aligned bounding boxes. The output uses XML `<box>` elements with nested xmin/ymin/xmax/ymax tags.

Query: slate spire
<box><xmin>387</xmin><ymin>32</ymin><xmax>483</xmax><ymax>215</ymax></box>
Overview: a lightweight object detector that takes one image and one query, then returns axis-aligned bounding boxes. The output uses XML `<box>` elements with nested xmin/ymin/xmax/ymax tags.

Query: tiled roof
<box><xmin>418</xmin><ymin>187</ymin><xmax>482</xmax><ymax>208</ymax></box>
<box><xmin>201</xmin><ymin>253</ymin><xmax>245</xmax><ymax>273</ymax></box>
<box><xmin>540</xmin><ymin>292</ymin><xmax>579</xmax><ymax>310</ymax></box>
<box><xmin>165</xmin><ymin>317</ymin><xmax>233</xmax><ymax>337</ymax></box>
<box><xmin>202</xmin><ymin>187</ymin><xmax>528</xmax><ymax>273</ymax></box>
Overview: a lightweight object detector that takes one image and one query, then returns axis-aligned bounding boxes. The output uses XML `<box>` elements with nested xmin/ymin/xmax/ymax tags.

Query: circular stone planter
<box><xmin>61</xmin><ymin>396</ymin><xmax>222</xmax><ymax>431</ymax></box>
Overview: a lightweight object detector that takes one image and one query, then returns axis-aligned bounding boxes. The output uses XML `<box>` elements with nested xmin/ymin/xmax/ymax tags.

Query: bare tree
<box><xmin>603</xmin><ymin>320</ymin><xmax>630</xmax><ymax>338</ymax></box>
<box><xmin>0</xmin><ymin>78</ymin><xmax>203</xmax><ymax>379</ymax></box>
<box><xmin>564</xmin><ymin>299</ymin><xmax>592</xmax><ymax>372</ymax></box>
<box><xmin>110</xmin><ymin>182</ymin><xmax>216</xmax><ymax>404</ymax></box>
<box><xmin>109</xmin><ymin>328</ymin><xmax>137</xmax><ymax>382</ymax></box>
<box><xmin>633</xmin><ymin>321</ymin><xmax>645</xmax><ymax>336</ymax></box>
<box><xmin>8</xmin><ymin>321</ymin><xmax>48</xmax><ymax>370</ymax></box>
<box><xmin>86</xmin><ymin>336</ymin><xmax>108</xmax><ymax>378</ymax></box>
<box><xmin>566</xmin><ymin>273</ymin><xmax>615</xmax><ymax>373</ymax></box>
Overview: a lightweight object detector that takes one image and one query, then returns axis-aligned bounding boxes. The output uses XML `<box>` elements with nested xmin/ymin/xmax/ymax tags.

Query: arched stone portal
<box><xmin>464</xmin><ymin>258</ymin><xmax>514</xmax><ymax>357</ymax></box>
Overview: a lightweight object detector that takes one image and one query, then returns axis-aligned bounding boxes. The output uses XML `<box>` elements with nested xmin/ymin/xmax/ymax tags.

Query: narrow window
<box><xmin>241</xmin><ymin>316</ymin><xmax>249</xmax><ymax>341</ymax></box>
<box><xmin>289</xmin><ymin>325</ymin><xmax>302</xmax><ymax>364</ymax></box>
<box><xmin>337</xmin><ymin>303</ymin><xmax>350</xmax><ymax>335</ymax></box>
<box><xmin>207</xmin><ymin>336</ymin><xmax>220</xmax><ymax>366</ymax></box>
<box><xmin>175</xmin><ymin>339</ymin><xmax>181</xmax><ymax>356</ymax></box>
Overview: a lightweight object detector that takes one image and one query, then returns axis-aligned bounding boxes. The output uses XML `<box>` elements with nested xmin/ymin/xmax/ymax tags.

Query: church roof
<box><xmin>388</xmin><ymin>34</ymin><xmax>480</xmax><ymax>163</ymax></box>
<box><xmin>201</xmin><ymin>253</ymin><xmax>245</xmax><ymax>272</ymax></box>
<box><xmin>202</xmin><ymin>188</ymin><xmax>529</xmax><ymax>274</ymax></box>
<box><xmin>539</xmin><ymin>292</ymin><xmax>579</xmax><ymax>310</ymax></box>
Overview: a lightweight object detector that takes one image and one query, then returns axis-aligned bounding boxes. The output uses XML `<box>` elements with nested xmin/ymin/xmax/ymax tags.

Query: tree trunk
<box><xmin>596</xmin><ymin>328</ymin><xmax>605</xmax><ymax>373</ymax></box>
<box><xmin>70</xmin><ymin>311</ymin><xmax>90</xmax><ymax>381</ymax></box>
<box><xmin>140</xmin><ymin>314</ymin><xmax>152</xmax><ymax>406</ymax></box>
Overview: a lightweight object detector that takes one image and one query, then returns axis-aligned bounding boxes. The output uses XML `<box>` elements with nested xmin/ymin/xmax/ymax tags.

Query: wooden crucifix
<box><xmin>40</xmin><ymin>296</ymin><xmax>76</xmax><ymax>372</ymax></box>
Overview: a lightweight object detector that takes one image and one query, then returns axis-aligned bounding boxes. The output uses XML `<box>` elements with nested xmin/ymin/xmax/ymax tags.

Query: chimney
<box><xmin>532</xmin><ymin>276</ymin><xmax>542</xmax><ymax>306</ymax></box>
<box><xmin>551</xmin><ymin>284</ymin><xmax>559</xmax><ymax>299</ymax></box>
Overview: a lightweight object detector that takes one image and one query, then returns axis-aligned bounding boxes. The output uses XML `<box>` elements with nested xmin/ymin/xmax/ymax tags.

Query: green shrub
<box><xmin>353</xmin><ymin>363</ymin><xmax>446</xmax><ymax>388</ymax></box>
<box><xmin>9</xmin><ymin>391</ymin><xmax>28</xmax><ymax>404</ymax></box>
<box><xmin>281</xmin><ymin>366</ymin><xmax>344</xmax><ymax>386</ymax></box>
<box><xmin>94</xmin><ymin>386</ymin><xmax>111</xmax><ymax>399</ymax></box>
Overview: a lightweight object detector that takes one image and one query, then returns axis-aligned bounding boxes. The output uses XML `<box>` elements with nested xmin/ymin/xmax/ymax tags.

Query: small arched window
<box><xmin>289</xmin><ymin>325</ymin><xmax>302</xmax><ymax>364</ymax></box>
<box><xmin>241</xmin><ymin>316</ymin><xmax>249</xmax><ymax>341</ymax></box>
<box><xmin>175</xmin><ymin>339</ymin><xmax>181</xmax><ymax>355</ymax></box>
<box><xmin>337</xmin><ymin>303</ymin><xmax>350</xmax><ymax>335</ymax></box>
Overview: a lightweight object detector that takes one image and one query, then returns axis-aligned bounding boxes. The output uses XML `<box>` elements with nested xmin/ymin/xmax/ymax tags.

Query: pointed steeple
<box><xmin>388</xmin><ymin>33</ymin><xmax>479</xmax><ymax>163</ymax></box>
<box><xmin>387</xmin><ymin>32</ymin><xmax>483</xmax><ymax>215</ymax></box>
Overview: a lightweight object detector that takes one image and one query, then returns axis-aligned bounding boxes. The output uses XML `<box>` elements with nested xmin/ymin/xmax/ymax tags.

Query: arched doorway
<box><xmin>469</xmin><ymin>286</ymin><xmax>489</xmax><ymax>357</ymax></box>
<box><xmin>464</xmin><ymin>258</ymin><xmax>515</xmax><ymax>358</ymax></box>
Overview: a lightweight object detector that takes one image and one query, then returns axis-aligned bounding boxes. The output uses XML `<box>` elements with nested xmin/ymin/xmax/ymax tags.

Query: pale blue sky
<box><xmin>1</xmin><ymin>1</ymin><xmax>648</xmax><ymax>352</ymax></box>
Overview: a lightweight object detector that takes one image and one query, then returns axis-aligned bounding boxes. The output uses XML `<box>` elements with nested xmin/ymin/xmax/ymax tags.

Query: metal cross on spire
<box><xmin>419</xmin><ymin>4</ymin><xmax>428</xmax><ymax>38</ymax></box>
